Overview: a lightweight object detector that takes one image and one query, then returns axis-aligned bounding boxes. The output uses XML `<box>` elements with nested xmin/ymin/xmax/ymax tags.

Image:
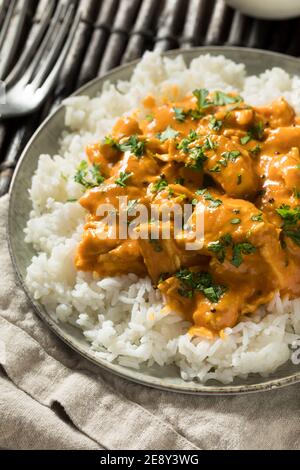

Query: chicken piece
<box><xmin>137</xmin><ymin>221</ymin><xmax>206</xmax><ymax>284</ymax></box>
<box><xmin>256</xmin><ymin>147</ymin><xmax>300</xmax><ymax>225</ymax></box>
<box><xmin>177</xmin><ymin>192</ymin><xmax>287</xmax><ymax>288</ymax></box>
<box><xmin>96</xmin><ymin>240</ymin><xmax>146</xmax><ymax>277</ymax></box>
<box><xmin>112</xmin><ymin>116</ymin><xmax>142</xmax><ymax>138</ymax></box>
<box><xmin>79</xmin><ymin>183</ymin><xmax>146</xmax><ymax>215</ymax></box>
<box><xmin>86</xmin><ymin>142</ymin><xmax>120</xmax><ymax>168</ymax></box>
<box><xmin>159</xmin><ymin>251</ymin><xmax>277</xmax><ymax>336</ymax></box>
<box><xmin>202</xmin><ymin>134</ymin><xmax>259</xmax><ymax>198</ymax></box>
<box><xmin>111</xmin><ymin>153</ymin><xmax>161</xmax><ymax>188</ymax></box>
<box><xmin>255</xmin><ymin>97</ymin><xmax>295</xmax><ymax>128</ymax></box>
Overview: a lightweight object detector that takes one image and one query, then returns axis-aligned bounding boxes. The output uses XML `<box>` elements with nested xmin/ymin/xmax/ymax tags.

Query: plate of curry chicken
<box><xmin>8</xmin><ymin>47</ymin><xmax>300</xmax><ymax>394</ymax></box>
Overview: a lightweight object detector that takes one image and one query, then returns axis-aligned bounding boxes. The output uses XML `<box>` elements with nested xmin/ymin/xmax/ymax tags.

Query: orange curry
<box><xmin>74</xmin><ymin>87</ymin><xmax>300</xmax><ymax>338</ymax></box>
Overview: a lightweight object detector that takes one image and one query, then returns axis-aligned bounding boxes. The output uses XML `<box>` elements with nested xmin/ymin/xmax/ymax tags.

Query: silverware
<box><xmin>0</xmin><ymin>1</ymin><xmax>80</xmax><ymax>119</ymax></box>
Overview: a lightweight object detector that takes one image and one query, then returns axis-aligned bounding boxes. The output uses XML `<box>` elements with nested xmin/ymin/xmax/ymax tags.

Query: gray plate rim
<box><xmin>8</xmin><ymin>46</ymin><xmax>300</xmax><ymax>395</ymax></box>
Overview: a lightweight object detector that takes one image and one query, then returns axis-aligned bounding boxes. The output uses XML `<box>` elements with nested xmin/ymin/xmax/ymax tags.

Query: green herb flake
<box><xmin>231</xmin><ymin>218</ymin><xmax>241</xmax><ymax>225</ymax></box>
<box><xmin>193</xmin><ymin>88</ymin><xmax>210</xmax><ymax>110</ymax></box>
<box><xmin>250</xmin><ymin>144</ymin><xmax>261</xmax><ymax>156</ymax></box>
<box><xmin>186</xmin><ymin>146</ymin><xmax>208</xmax><ymax>171</ymax></box>
<box><xmin>251</xmin><ymin>213</ymin><xmax>263</xmax><ymax>222</ymax></box>
<box><xmin>157</xmin><ymin>126</ymin><xmax>179</xmax><ymax>142</ymax></box>
<box><xmin>196</xmin><ymin>189</ymin><xmax>222</xmax><ymax>208</ymax></box>
<box><xmin>211</xmin><ymin>91</ymin><xmax>243</xmax><ymax>106</ymax></box>
<box><xmin>209</xmin><ymin>164</ymin><xmax>221</xmax><ymax>173</ymax></box>
<box><xmin>74</xmin><ymin>161</ymin><xmax>105</xmax><ymax>189</ymax></box>
<box><xmin>115</xmin><ymin>171</ymin><xmax>133</xmax><ymax>188</ymax></box>
<box><xmin>151</xmin><ymin>176</ymin><xmax>168</xmax><ymax>193</ymax></box>
<box><xmin>209</xmin><ymin>116</ymin><xmax>223</xmax><ymax>131</ymax></box>
<box><xmin>240</xmin><ymin>135</ymin><xmax>251</xmax><ymax>145</ymax></box>
<box><xmin>208</xmin><ymin>234</ymin><xmax>232</xmax><ymax>263</ymax></box>
<box><xmin>204</xmin><ymin>136</ymin><xmax>217</xmax><ymax>150</ymax></box>
<box><xmin>176</xmin><ymin>269</ymin><xmax>227</xmax><ymax>303</ymax></box>
<box><xmin>237</xmin><ymin>174</ymin><xmax>242</xmax><ymax>185</ymax></box>
<box><xmin>173</xmin><ymin>107</ymin><xmax>186</xmax><ymax>122</ymax></box>
<box><xmin>118</xmin><ymin>135</ymin><xmax>146</xmax><ymax>158</ymax></box>
<box><xmin>231</xmin><ymin>242</ymin><xmax>256</xmax><ymax>268</ymax></box>
<box><xmin>177</xmin><ymin>130</ymin><xmax>199</xmax><ymax>153</ymax></box>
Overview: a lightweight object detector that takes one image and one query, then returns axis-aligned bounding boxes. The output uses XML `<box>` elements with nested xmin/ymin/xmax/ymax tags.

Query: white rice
<box><xmin>25</xmin><ymin>51</ymin><xmax>300</xmax><ymax>383</ymax></box>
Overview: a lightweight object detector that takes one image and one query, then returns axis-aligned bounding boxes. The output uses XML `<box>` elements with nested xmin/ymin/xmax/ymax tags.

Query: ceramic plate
<box><xmin>8</xmin><ymin>47</ymin><xmax>300</xmax><ymax>394</ymax></box>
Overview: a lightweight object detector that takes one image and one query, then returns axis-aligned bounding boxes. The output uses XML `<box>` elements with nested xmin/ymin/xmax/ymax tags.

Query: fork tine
<box><xmin>17</xmin><ymin>2</ymin><xmax>67</xmax><ymax>87</ymax></box>
<box><xmin>0</xmin><ymin>0</ymin><xmax>11</xmax><ymax>31</ymax></box>
<box><xmin>5</xmin><ymin>0</ymin><xmax>56</xmax><ymax>88</ymax></box>
<box><xmin>38</xmin><ymin>9</ymin><xmax>81</xmax><ymax>101</ymax></box>
<box><xmin>31</xmin><ymin>4</ymin><xmax>75</xmax><ymax>90</ymax></box>
<box><xmin>0</xmin><ymin>0</ymin><xmax>29</xmax><ymax>81</ymax></box>
<box><xmin>0</xmin><ymin>0</ymin><xmax>17</xmax><ymax>51</ymax></box>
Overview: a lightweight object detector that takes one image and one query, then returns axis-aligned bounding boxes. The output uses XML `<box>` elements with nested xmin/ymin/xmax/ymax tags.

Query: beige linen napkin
<box><xmin>0</xmin><ymin>194</ymin><xmax>299</xmax><ymax>450</ymax></box>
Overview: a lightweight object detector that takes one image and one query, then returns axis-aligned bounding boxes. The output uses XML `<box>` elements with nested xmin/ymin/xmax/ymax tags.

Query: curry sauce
<box><xmin>74</xmin><ymin>87</ymin><xmax>300</xmax><ymax>337</ymax></box>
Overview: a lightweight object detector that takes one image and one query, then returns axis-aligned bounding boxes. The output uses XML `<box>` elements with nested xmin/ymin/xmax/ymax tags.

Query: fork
<box><xmin>0</xmin><ymin>1</ymin><xmax>81</xmax><ymax>119</ymax></box>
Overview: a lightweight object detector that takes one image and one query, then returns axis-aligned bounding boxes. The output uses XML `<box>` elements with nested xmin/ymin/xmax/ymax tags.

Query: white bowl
<box><xmin>225</xmin><ymin>0</ymin><xmax>300</xmax><ymax>19</ymax></box>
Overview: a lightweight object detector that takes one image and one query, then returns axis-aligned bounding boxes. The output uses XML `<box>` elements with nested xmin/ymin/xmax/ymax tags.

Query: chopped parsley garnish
<box><xmin>115</xmin><ymin>171</ymin><xmax>133</xmax><ymax>187</ymax></box>
<box><xmin>250</xmin><ymin>144</ymin><xmax>261</xmax><ymax>156</ymax></box>
<box><xmin>237</xmin><ymin>174</ymin><xmax>242</xmax><ymax>185</ymax></box>
<box><xmin>208</xmin><ymin>234</ymin><xmax>232</xmax><ymax>263</ymax></box>
<box><xmin>193</xmin><ymin>89</ymin><xmax>211</xmax><ymax>110</ymax></box>
<box><xmin>276</xmin><ymin>204</ymin><xmax>300</xmax><ymax>226</ymax></box>
<box><xmin>276</xmin><ymin>204</ymin><xmax>300</xmax><ymax>246</ymax></box>
<box><xmin>240</xmin><ymin>135</ymin><xmax>251</xmax><ymax>145</ymax></box>
<box><xmin>250</xmin><ymin>121</ymin><xmax>264</xmax><ymax>140</ymax></box>
<box><xmin>146</xmin><ymin>114</ymin><xmax>153</xmax><ymax>121</ymax></box>
<box><xmin>231</xmin><ymin>218</ymin><xmax>241</xmax><ymax>225</ymax></box>
<box><xmin>188</xmin><ymin>109</ymin><xmax>203</xmax><ymax>120</ymax></box>
<box><xmin>157</xmin><ymin>126</ymin><xmax>179</xmax><ymax>142</ymax></box>
<box><xmin>220</xmin><ymin>151</ymin><xmax>241</xmax><ymax>167</ymax></box>
<box><xmin>173</xmin><ymin>107</ymin><xmax>186</xmax><ymax>122</ymax></box>
<box><xmin>232</xmin><ymin>242</ymin><xmax>256</xmax><ymax>268</ymax></box>
<box><xmin>251</xmin><ymin>213</ymin><xmax>263</xmax><ymax>222</ymax></box>
<box><xmin>118</xmin><ymin>135</ymin><xmax>146</xmax><ymax>157</ymax></box>
<box><xmin>282</xmin><ymin>229</ymin><xmax>300</xmax><ymax>246</ymax></box>
<box><xmin>151</xmin><ymin>175</ymin><xmax>168</xmax><ymax>193</ymax></box>
<box><xmin>241</xmin><ymin>122</ymin><xmax>265</xmax><ymax>145</ymax></box>
<box><xmin>193</xmin><ymin>88</ymin><xmax>242</xmax><ymax>111</ymax></box>
<box><xmin>209</xmin><ymin>164</ymin><xmax>221</xmax><ymax>173</ymax></box>
<box><xmin>209</xmin><ymin>116</ymin><xmax>223</xmax><ymax>131</ymax></box>
<box><xmin>204</xmin><ymin>136</ymin><xmax>217</xmax><ymax>150</ymax></box>
<box><xmin>74</xmin><ymin>161</ymin><xmax>105</xmax><ymax>189</ymax></box>
<box><xmin>208</xmin><ymin>233</ymin><xmax>256</xmax><ymax>267</ymax></box>
<box><xmin>186</xmin><ymin>145</ymin><xmax>208</xmax><ymax>171</ymax></box>
<box><xmin>67</xmin><ymin>198</ymin><xmax>77</xmax><ymax>203</ymax></box>
<box><xmin>212</xmin><ymin>91</ymin><xmax>243</xmax><ymax>106</ymax></box>
<box><xmin>104</xmin><ymin>135</ymin><xmax>118</xmax><ymax>147</ymax></box>
<box><xmin>177</xmin><ymin>130</ymin><xmax>199</xmax><ymax>153</ymax></box>
<box><xmin>195</xmin><ymin>189</ymin><xmax>222</xmax><ymax>208</ymax></box>
<box><xmin>176</xmin><ymin>269</ymin><xmax>227</xmax><ymax>303</ymax></box>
